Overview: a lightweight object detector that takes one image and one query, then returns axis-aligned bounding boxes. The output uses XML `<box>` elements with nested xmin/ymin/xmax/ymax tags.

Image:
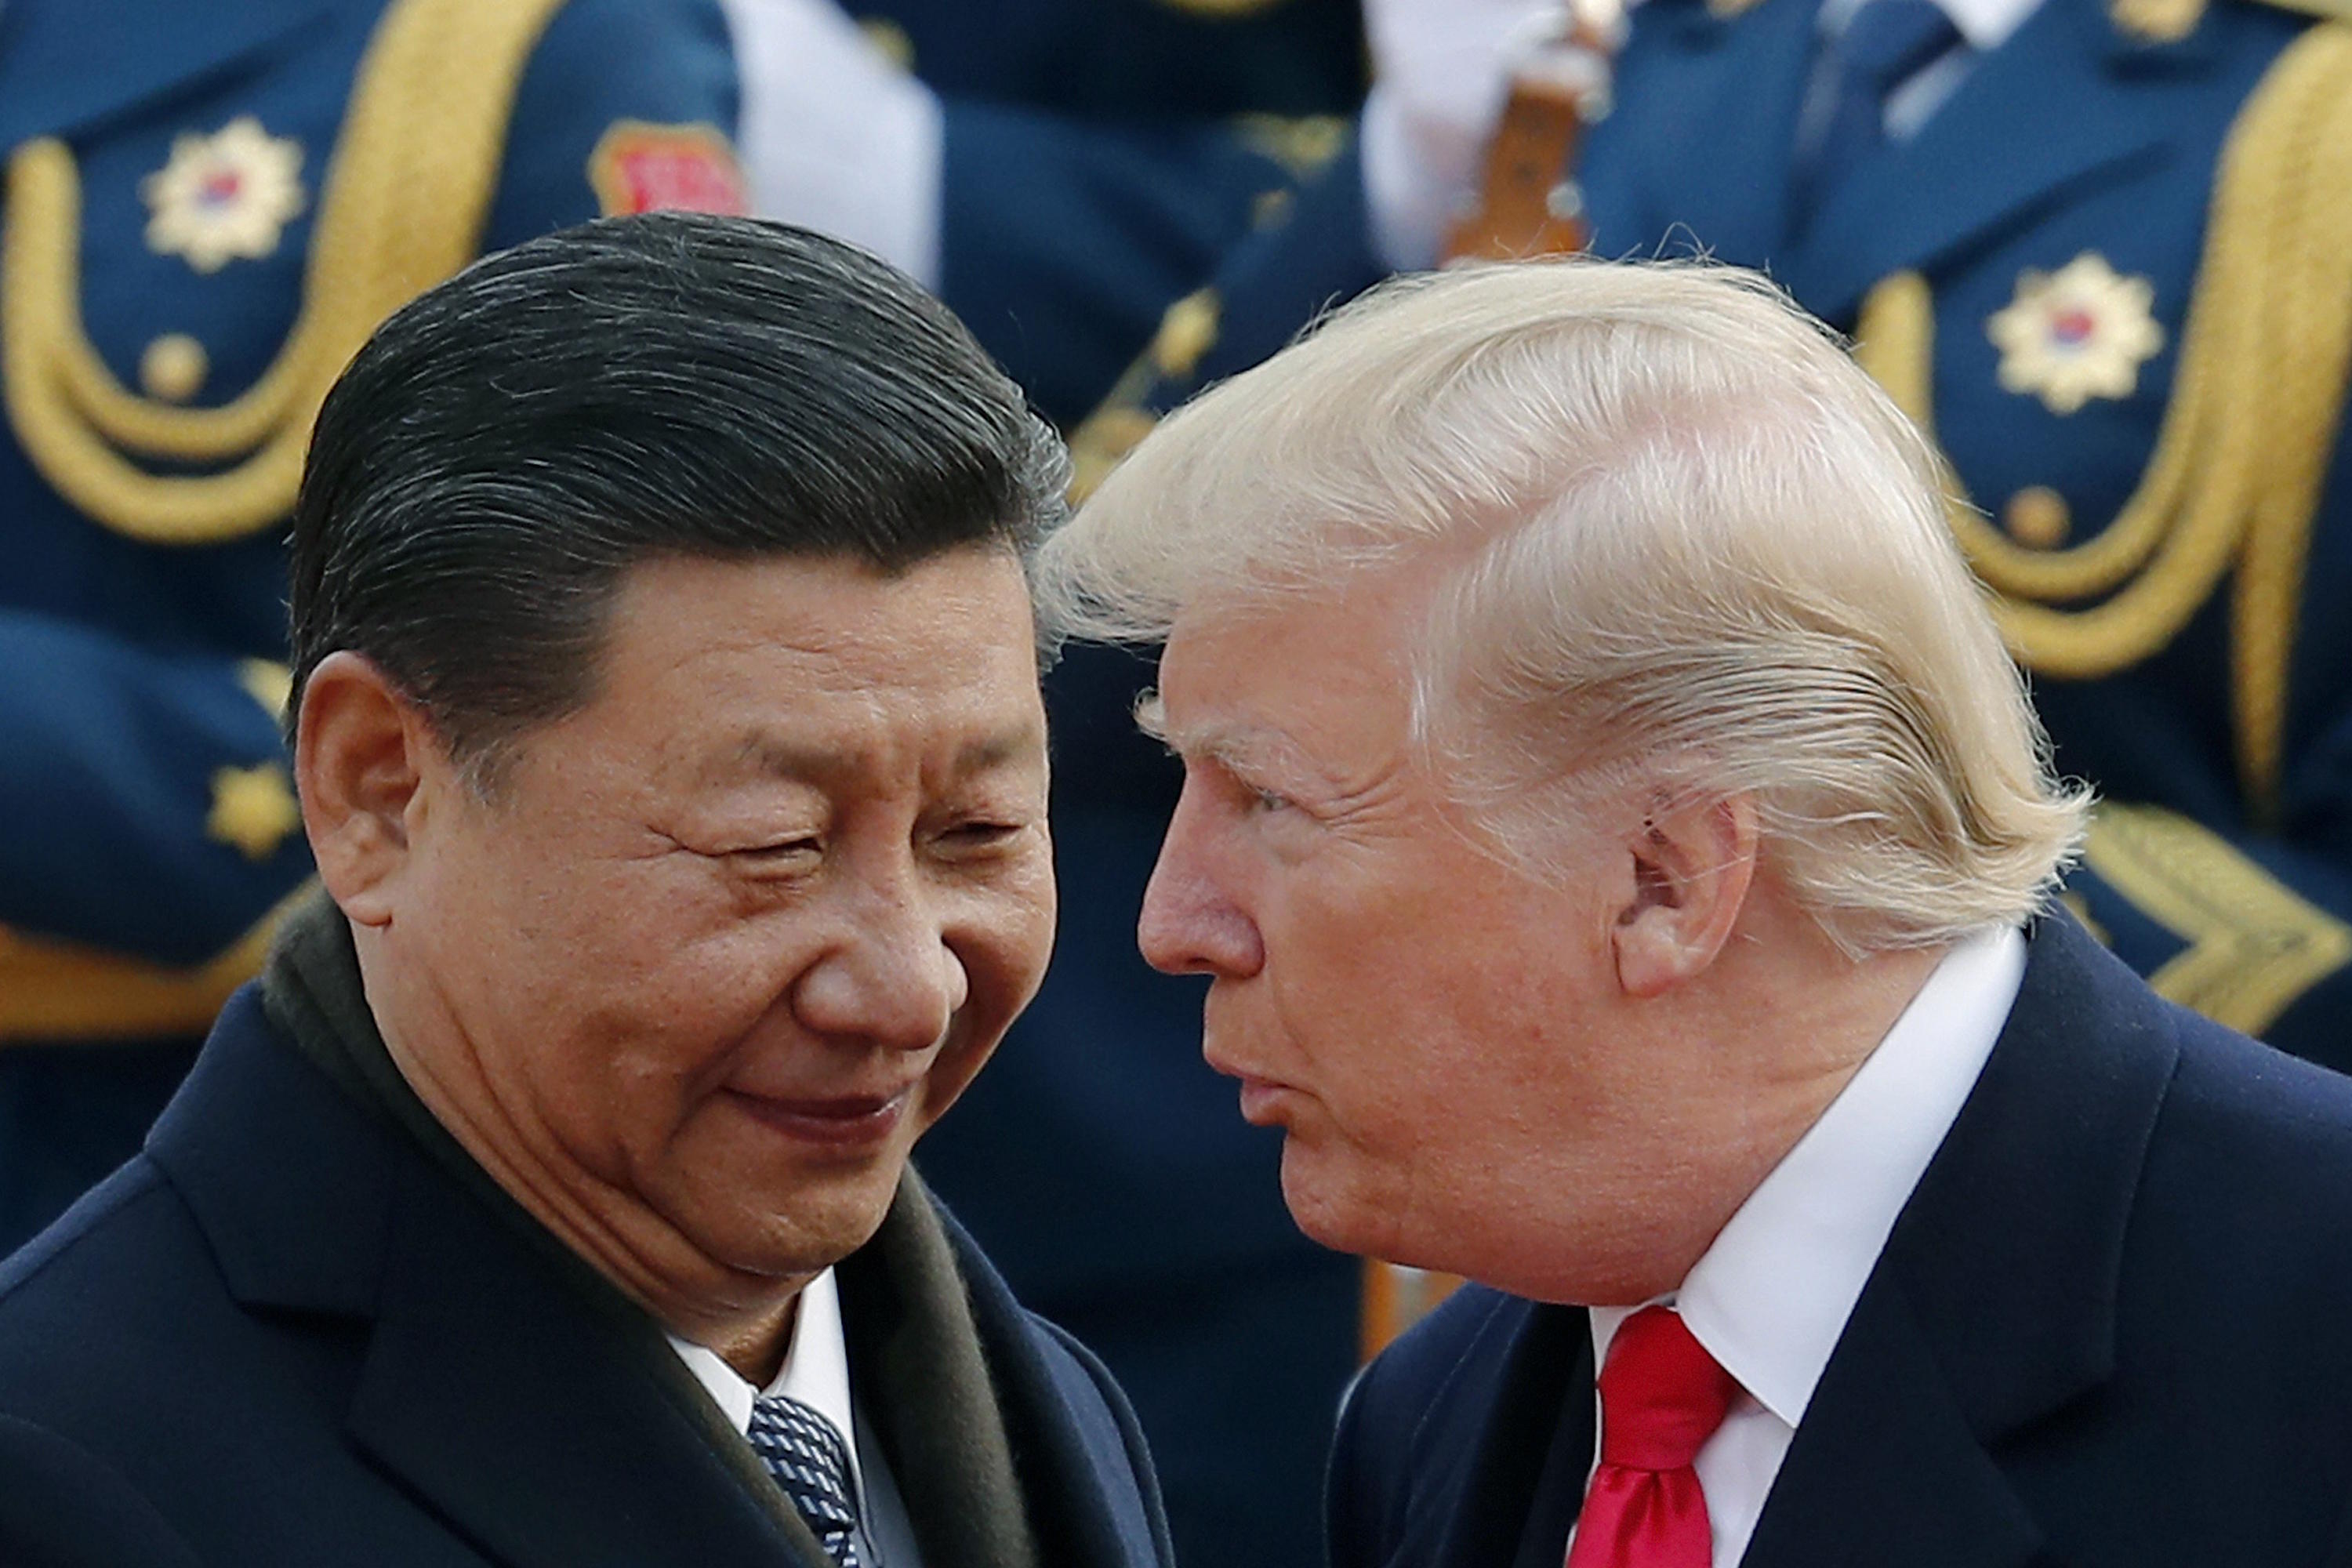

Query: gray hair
<box><xmin>1036</xmin><ymin>257</ymin><xmax>2087</xmax><ymax>955</ymax></box>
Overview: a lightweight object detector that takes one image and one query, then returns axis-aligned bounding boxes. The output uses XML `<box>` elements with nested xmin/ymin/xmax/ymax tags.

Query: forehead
<box><xmin>1153</xmin><ymin>579</ymin><xmax>1419</xmax><ymax>766</ymax></box>
<box><xmin>580</xmin><ymin>549</ymin><xmax>1045</xmax><ymax>777</ymax></box>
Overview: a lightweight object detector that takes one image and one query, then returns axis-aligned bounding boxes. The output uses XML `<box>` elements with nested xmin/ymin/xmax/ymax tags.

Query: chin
<box><xmin>1276</xmin><ymin>1143</ymin><xmax>1393</xmax><ymax>1260</ymax></box>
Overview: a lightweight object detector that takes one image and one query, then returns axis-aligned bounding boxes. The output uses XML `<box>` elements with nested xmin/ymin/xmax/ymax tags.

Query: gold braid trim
<box><xmin>0</xmin><ymin>882</ymin><xmax>314</xmax><ymax>1043</ymax></box>
<box><xmin>1</xmin><ymin>0</ymin><xmax>571</xmax><ymax>545</ymax></box>
<box><xmin>2081</xmin><ymin>804</ymin><xmax>2352</xmax><ymax>1035</ymax></box>
<box><xmin>1851</xmin><ymin>24</ymin><xmax>2352</xmax><ymax>818</ymax></box>
<box><xmin>2229</xmin><ymin>23</ymin><xmax>2352</xmax><ymax>816</ymax></box>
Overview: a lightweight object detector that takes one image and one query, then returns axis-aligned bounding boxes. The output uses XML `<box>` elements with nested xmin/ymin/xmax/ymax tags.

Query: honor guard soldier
<box><xmin>1089</xmin><ymin>0</ymin><xmax>2352</xmax><ymax>1092</ymax></box>
<box><xmin>0</xmin><ymin>0</ymin><xmax>746</xmax><ymax>1253</ymax></box>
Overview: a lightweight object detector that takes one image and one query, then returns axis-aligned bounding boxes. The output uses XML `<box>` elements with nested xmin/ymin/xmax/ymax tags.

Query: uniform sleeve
<box><xmin>936</xmin><ymin>106</ymin><xmax>1359</xmax><ymax>427</ymax></box>
<box><xmin>0</xmin><ymin>613</ymin><xmax>305</xmax><ymax>972</ymax></box>
<box><xmin>480</xmin><ymin>0</ymin><xmax>746</xmax><ymax>249</ymax></box>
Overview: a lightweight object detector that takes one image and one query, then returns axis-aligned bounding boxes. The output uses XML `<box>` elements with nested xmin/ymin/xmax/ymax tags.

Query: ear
<box><xmin>1609</xmin><ymin>793</ymin><xmax>1761</xmax><ymax>999</ymax></box>
<box><xmin>293</xmin><ymin>652</ymin><xmax>445</xmax><ymax>929</ymax></box>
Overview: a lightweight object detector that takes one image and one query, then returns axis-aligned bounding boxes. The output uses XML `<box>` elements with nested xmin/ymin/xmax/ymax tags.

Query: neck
<box><xmin>1605</xmin><ymin>924</ymin><xmax>1950</xmax><ymax>1304</ymax></box>
<box><xmin>350</xmin><ymin>928</ymin><xmax>808</xmax><ymax>1367</ymax></box>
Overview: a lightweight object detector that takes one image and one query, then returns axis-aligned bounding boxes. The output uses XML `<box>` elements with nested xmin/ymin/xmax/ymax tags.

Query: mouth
<box><xmin>724</xmin><ymin>1085</ymin><xmax>914</xmax><ymax>1149</ymax></box>
<box><xmin>1233</xmin><ymin>1076</ymin><xmax>1298</xmax><ymax>1128</ymax></box>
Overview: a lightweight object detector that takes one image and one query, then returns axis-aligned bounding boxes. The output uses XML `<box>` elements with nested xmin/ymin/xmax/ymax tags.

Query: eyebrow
<box><xmin>726</xmin><ymin>724</ymin><xmax>1044</xmax><ymax>784</ymax></box>
<box><xmin>1134</xmin><ymin>691</ymin><xmax>1318</xmax><ymax>788</ymax></box>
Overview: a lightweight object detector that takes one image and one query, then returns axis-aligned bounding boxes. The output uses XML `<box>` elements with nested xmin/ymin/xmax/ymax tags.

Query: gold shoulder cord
<box><xmin>1851</xmin><ymin>20</ymin><xmax>2352</xmax><ymax>816</ymax></box>
<box><xmin>0</xmin><ymin>0</ymin><xmax>572</xmax><ymax>1041</ymax></box>
<box><xmin>1</xmin><ymin>0</ymin><xmax>572</xmax><ymax>546</ymax></box>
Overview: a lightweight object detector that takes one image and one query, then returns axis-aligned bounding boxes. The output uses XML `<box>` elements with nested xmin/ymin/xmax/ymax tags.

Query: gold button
<box><xmin>140</xmin><ymin>334</ymin><xmax>209</xmax><ymax>403</ymax></box>
<box><xmin>2004</xmin><ymin>485</ymin><xmax>2072</xmax><ymax>550</ymax></box>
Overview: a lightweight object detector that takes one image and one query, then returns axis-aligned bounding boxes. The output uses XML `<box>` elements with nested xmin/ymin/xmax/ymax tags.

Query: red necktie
<box><xmin>1564</xmin><ymin>1306</ymin><xmax>1740</xmax><ymax>1568</ymax></box>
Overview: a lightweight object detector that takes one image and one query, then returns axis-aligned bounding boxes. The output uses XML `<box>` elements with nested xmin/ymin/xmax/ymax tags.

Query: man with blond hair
<box><xmin>1040</xmin><ymin>259</ymin><xmax>2352</xmax><ymax>1568</ymax></box>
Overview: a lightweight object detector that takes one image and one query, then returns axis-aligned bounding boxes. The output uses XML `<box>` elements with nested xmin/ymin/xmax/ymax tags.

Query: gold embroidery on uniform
<box><xmin>138</xmin><ymin>334</ymin><xmax>209</xmax><ymax>403</ymax></box>
<box><xmin>1987</xmin><ymin>253</ymin><xmax>2165</xmax><ymax>416</ymax></box>
<box><xmin>2081</xmin><ymin>804</ymin><xmax>2352</xmax><ymax>1035</ymax></box>
<box><xmin>2228</xmin><ymin>24</ymin><xmax>2352</xmax><ymax>822</ymax></box>
<box><xmin>1848</xmin><ymin>24</ymin><xmax>2352</xmax><ymax>828</ymax></box>
<box><xmin>2111</xmin><ymin>0</ymin><xmax>2207</xmax><ymax>42</ymax></box>
<box><xmin>207</xmin><ymin>763</ymin><xmax>302</xmax><ymax>862</ymax></box>
<box><xmin>1150</xmin><ymin>289</ymin><xmax>1222</xmax><ymax>380</ymax></box>
<box><xmin>1</xmin><ymin>0</ymin><xmax>572</xmax><ymax>546</ymax></box>
<box><xmin>1068</xmin><ymin>405</ymin><xmax>1160</xmax><ymax>506</ymax></box>
<box><xmin>1235</xmin><ymin>114</ymin><xmax>1351</xmax><ymax>182</ymax></box>
<box><xmin>0</xmin><ymin>882</ymin><xmax>314</xmax><ymax>1042</ymax></box>
<box><xmin>140</xmin><ymin>118</ymin><xmax>307</xmax><ymax>273</ymax></box>
<box><xmin>2004</xmin><ymin>485</ymin><xmax>2072</xmax><ymax>548</ymax></box>
<box><xmin>236</xmin><ymin>658</ymin><xmax>294</xmax><ymax>722</ymax></box>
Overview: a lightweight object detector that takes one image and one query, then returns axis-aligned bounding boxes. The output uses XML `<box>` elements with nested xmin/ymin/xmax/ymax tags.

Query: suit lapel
<box><xmin>1785</xmin><ymin>0</ymin><xmax>2211</xmax><ymax>321</ymax></box>
<box><xmin>1746</xmin><ymin>913</ymin><xmax>2180</xmax><ymax>1566</ymax></box>
<box><xmin>346</xmin><ymin>1157</ymin><xmax>831</xmax><ymax>1568</ymax></box>
<box><xmin>150</xmin><ymin>989</ymin><xmax>826</xmax><ymax>1568</ymax></box>
<box><xmin>1740</xmin><ymin>1281</ymin><xmax>2045</xmax><ymax>1568</ymax></box>
<box><xmin>1388</xmin><ymin>1298</ymin><xmax>1594</xmax><ymax>1568</ymax></box>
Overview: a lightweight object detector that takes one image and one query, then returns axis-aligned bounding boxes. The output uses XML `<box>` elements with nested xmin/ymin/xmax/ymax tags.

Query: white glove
<box><xmin>716</xmin><ymin>0</ymin><xmax>945</xmax><ymax>286</ymax></box>
<box><xmin>1360</xmin><ymin>0</ymin><xmax>1566</xmax><ymax>270</ymax></box>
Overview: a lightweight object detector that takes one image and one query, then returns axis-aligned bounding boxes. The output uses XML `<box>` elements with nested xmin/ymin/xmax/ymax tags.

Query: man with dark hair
<box><xmin>0</xmin><ymin>212</ymin><xmax>1171</xmax><ymax>1568</ymax></box>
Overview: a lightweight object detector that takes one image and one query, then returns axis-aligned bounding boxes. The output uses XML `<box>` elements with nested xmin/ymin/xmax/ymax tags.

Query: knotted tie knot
<box><xmin>1595</xmin><ymin>1306</ymin><xmax>1740</xmax><ymax>1472</ymax></box>
<box><xmin>1564</xmin><ymin>1306</ymin><xmax>1739</xmax><ymax>1568</ymax></box>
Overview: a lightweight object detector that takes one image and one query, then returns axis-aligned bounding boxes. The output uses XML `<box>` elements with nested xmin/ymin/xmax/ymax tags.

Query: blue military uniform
<box><xmin>0</xmin><ymin>0</ymin><xmax>742</xmax><ymax>1250</ymax></box>
<box><xmin>1088</xmin><ymin>0</ymin><xmax>2352</xmax><ymax>1073</ymax></box>
<box><xmin>855</xmin><ymin>0</ymin><xmax>1362</xmax><ymax>425</ymax></box>
<box><xmin>852</xmin><ymin>5</ymin><xmax>1373</xmax><ymax>1566</ymax></box>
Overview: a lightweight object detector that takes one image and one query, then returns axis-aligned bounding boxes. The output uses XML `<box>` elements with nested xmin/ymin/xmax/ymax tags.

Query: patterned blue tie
<box><xmin>1795</xmin><ymin>0</ymin><xmax>1963</xmax><ymax>225</ymax></box>
<box><xmin>749</xmin><ymin>1393</ymin><xmax>876</xmax><ymax>1568</ymax></box>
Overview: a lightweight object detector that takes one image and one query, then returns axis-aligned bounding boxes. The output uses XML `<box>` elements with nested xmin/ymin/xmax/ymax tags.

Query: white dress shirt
<box><xmin>1581</xmin><ymin>922</ymin><xmax>2027</xmax><ymax>1567</ymax></box>
<box><xmin>669</xmin><ymin>1269</ymin><xmax>927</xmax><ymax>1565</ymax></box>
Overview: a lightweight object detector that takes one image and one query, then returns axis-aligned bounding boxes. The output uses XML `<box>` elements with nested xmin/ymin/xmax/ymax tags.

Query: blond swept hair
<box><xmin>1038</xmin><ymin>258</ymin><xmax>2088</xmax><ymax>954</ymax></box>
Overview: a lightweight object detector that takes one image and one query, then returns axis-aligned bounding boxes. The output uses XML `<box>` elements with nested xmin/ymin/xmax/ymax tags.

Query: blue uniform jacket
<box><xmin>857</xmin><ymin>0</ymin><xmax>1363</xmax><ymax>426</ymax></box>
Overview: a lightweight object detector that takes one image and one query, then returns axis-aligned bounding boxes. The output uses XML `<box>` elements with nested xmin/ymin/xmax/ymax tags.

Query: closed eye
<box><xmin>728</xmin><ymin>837</ymin><xmax>822</xmax><ymax>866</ymax></box>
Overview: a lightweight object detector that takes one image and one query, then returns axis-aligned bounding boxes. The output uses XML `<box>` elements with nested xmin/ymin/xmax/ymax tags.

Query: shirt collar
<box><xmin>1592</xmin><ymin>923</ymin><xmax>2024</xmax><ymax>1426</ymax></box>
<box><xmin>666</xmin><ymin>1267</ymin><xmax>863</xmax><ymax>1485</ymax></box>
<box><xmin>1816</xmin><ymin>0</ymin><xmax>2042</xmax><ymax>52</ymax></box>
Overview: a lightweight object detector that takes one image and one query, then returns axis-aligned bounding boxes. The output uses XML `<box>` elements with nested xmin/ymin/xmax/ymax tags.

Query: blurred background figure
<box><xmin>0</xmin><ymin>0</ymin><xmax>742</xmax><ymax>1247</ymax></box>
<box><xmin>718</xmin><ymin>6</ymin><xmax>1377</xmax><ymax>1564</ymax></box>
<box><xmin>1094</xmin><ymin>0</ymin><xmax>2352</xmax><ymax>1079</ymax></box>
<box><xmin>720</xmin><ymin>0</ymin><xmax>1364</xmax><ymax>426</ymax></box>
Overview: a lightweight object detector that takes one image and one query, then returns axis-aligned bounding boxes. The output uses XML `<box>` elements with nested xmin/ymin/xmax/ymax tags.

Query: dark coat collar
<box><xmin>1394</xmin><ymin>913</ymin><xmax>2180</xmax><ymax>1568</ymax></box>
<box><xmin>145</xmin><ymin>942</ymin><xmax>1154</xmax><ymax>1568</ymax></box>
<box><xmin>1737</xmin><ymin>912</ymin><xmax>2179</xmax><ymax>1568</ymax></box>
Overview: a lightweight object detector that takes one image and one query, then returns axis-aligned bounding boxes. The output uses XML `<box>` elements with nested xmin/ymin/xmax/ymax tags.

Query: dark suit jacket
<box><xmin>0</xmin><ymin>982</ymin><xmax>1172</xmax><ymax>1568</ymax></box>
<box><xmin>1330</xmin><ymin>913</ymin><xmax>2352</xmax><ymax>1568</ymax></box>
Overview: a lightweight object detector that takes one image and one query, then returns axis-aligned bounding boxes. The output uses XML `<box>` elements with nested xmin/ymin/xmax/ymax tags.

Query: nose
<box><xmin>1137</xmin><ymin>789</ymin><xmax>1265</xmax><ymax>980</ymax></box>
<box><xmin>790</xmin><ymin>878</ymin><xmax>971</xmax><ymax>1052</ymax></box>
